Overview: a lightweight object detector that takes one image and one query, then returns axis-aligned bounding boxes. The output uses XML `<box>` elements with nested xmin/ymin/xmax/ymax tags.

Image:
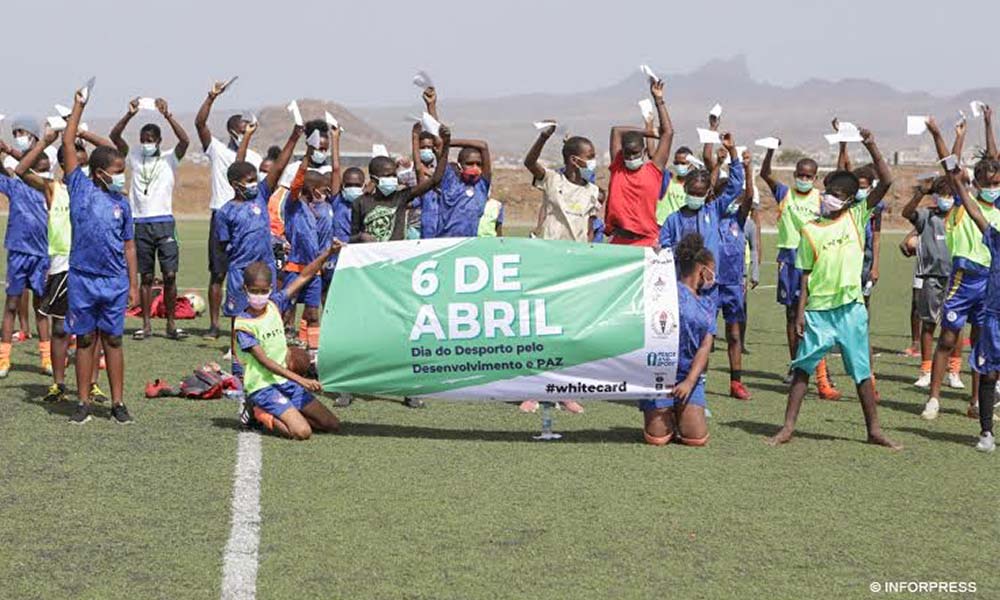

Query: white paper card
<box><xmin>755</xmin><ymin>136</ymin><xmax>780</xmax><ymax>150</ymax></box>
<box><xmin>916</xmin><ymin>172</ymin><xmax>938</xmax><ymax>181</ymax></box>
<box><xmin>0</xmin><ymin>114</ymin><xmax>6</xmax><ymax>123</ymax></box>
<box><xmin>81</xmin><ymin>76</ymin><xmax>96</xmax><ymax>102</ymax></box>
<box><xmin>533</xmin><ymin>120</ymin><xmax>557</xmax><ymax>130</ymax></box>
<box><xmin>138</xmin><ymin>97</ymin><xmax>157</xmax><ymax>111</ymax></box>
<box><xmin>697</xmin><ymin>128</ymin><xmax>721</xmax><ymax>144</ymax></box>
<box><xmin>47</xmin><ymin>116</ymin><xmax>67</xmax><ymax>131</ymax></box>
<box><xmin>907</xmin><ymin>116</ymin><xmax>928</xmax><ymax>135</ymax></box>
<box><xmin>306</xmin><ymin>130</ymin><xmax>323</xmax><ymax>148</ymax></box>
<box><xmin>372</xmin><ymin>144</ymin><xmax>389</xmax><ymax>158</ymax></box>
<box><xmin>970</xmin><ymin>101</ymin><xmax>986</xmax><ymax>117</ymax></box>
<box><xmin>287</xmin><ymin>100</ymin><xmax>303</xmax><ymax>126</ymax></box>
<box><xmin>80</xmin><ymin>123</ymin><xmax>89</xmax><ymax>132</ymax></box>
<box><xmin>824</xmin><ymin>133</ymin><xmax>842</xmax><ymax>145</ymax></box>
<box><xmin>941</xmin><ymin>154</ymin><xmax>959</xmax><ymax>170</ymax></box>
<box><xmin>413</xmin><ymin>70</ymin><xmax>434</xmax><ymax>89</ymax></box>
<box><xmin>836</xmin><ymin>121</ymin><xmax>863</xmax><ymax>142</ymax></box>
<box><xmin>222</xmin><ymin>75</ymin><xmax>239</xmax><ymax>91</ymax></box>
<box><xmin>54</xmin><ymin>104</ymin><xmax>72</xmax><ymax>118</ymax></box>
<box><xmin>709</xmin><ymin>103</ymin><xmax>723</xmax><ymax>118</ymax></box>
<box><xmin>639</xmin><ymin>64</ymin><xmax>659</xmax><ymax>82</ymax></box>
<box><xmin>421</xmin><ymin>112</ymin><xmax>441</xmax><ymax>137</ymax></box>
<box><xmin>324</xmin><ymin>111</ymin><xmax>339</xmax><ymax>129</ymax></box>
<box><xmin>638</xmin><ymin>99</ymin><xmax>654</xmax><ymax>121</ymax></box>
<box><xmin>722</xmin><ymin>146</ymin><xmax>748</xmax><ymax>166</ymax></box>
<box><xmin>687</xmin><ymin>155</ymin><xmax>705</xmax><ymax>168</ymax></box>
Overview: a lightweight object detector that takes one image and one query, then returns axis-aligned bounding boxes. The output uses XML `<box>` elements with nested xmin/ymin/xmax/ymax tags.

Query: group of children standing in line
<box><xmin>1</xmin><ymin>75</ymin><xmax>997</xmax><ymax>451</ymax></box>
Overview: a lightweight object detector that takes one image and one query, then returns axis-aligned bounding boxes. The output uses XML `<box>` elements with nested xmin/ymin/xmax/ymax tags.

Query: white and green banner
<box><xmin>318</xmin><ymin>238</ymin><xmax>679</xmax><ymax>400</ymax></box>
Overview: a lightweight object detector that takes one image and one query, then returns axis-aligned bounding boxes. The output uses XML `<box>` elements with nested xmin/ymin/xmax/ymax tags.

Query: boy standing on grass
<box><xmin>934</xmin><ymin>148</ymin><xmax>1000</xmax><ymax>452</ymax></box>
<box><xmin>920</xmin><ymin>117</ymin><xmax>997</xmax><ymax>420</ymax></box>
<box><xmin>0</xmin><ymin>126</ymin><xmax>51</xmax><ymax>379</ymax></box>
<box><xmin>606</xmin><ymin>78</ymin><xmax>673</xmax><ymax>247</ymax></box>
<box><xmin>61</xmin><ymin>86</ymin><xmax>139</xmax><ymax>425</ymax></box>
<box><xmin>109</xmin><ymin>96</ymin><xmax>190</xmax><ymax>342</ymax></box>
<box><xmin>236</xmin><ymin>244</ymin><xmax>344</xmax><ymax>440</ymax></box>
<box><xmin>195</xmin><ymin>80</ymin><xmax>263</xmax><ymax>339</ymax></box>
<box><xmin>901</xmin><ymin>176</ymin><xmax>960</xmax><ymax>390</ymax></box>
<box><xmin>760</xmin><ymin>143</ymin><xmax>841</xmax><ymax>400</ymax></box>
<box><xmin>766</xmin><ymin>128</ymin><xmax>900</xmax><ymax>450</ymax></box>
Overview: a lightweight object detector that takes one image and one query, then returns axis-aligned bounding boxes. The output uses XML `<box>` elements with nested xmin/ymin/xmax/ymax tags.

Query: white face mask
<box><xmin>820</xmin><ymin>193</ymin><xmax>847</xmax><ymax>216</ymax></box>
<box><xmin>247</xmin><ymin>292</ymin><xmax>270</xmax><ymax>310</ymax></box>
<box><xmin>311</xmin><ymin>150</ymin><xmax>329</xmax><ymax>164</ymax></box>
<box><xmin>14</xmin><ymin>135</ymin><xmax>33</xmax><ymax>152</ymax></box>
<box><xmin>141</xmin><ymin>143</ymin><xmax>159</xmax><ymax>157</ymax></box>
<box><xmin>624</xmin><ymin>156</ymin><xmax>645</xmax><ymax>171</ymax></box>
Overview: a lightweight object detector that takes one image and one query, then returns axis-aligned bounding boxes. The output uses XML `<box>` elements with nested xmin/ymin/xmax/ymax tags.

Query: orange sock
<box><xmin>0</xmin><ymin>342</ymin><xmax>11</xmax><ymax>364</ymax></box>
<box><xmin>307</xmin><ymin>326</ymin><xmax>320</xmax><ymax>350</ymax></box>
<box><xmin>948</xmin><ymin>356</ymin><xmax>961</xmax><ymax>374</ymax></box>
<box><xmin>920</xmin><ymin>360</ymin><xmax>931</xmax><ymax>373</ymax></box>
<box><xmin>39</xmin><ymin>340</ymin><xmax>51</xmax><ymax>366</ymax></box>
<box><xmin>816</xmin><ymin>358</ymin><xmax>830</xmax><ymax>386</ymax></box>
<box><xmin>297</xmin><ymin>318</ymin><xmax>308</xmax><ymax>344</ymax></box>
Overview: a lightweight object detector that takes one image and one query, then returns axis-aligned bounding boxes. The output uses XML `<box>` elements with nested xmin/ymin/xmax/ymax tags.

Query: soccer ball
<box><xmin>184</xmin><ymin>292</ymin><xmax>206</xmax><ymax>315</ymax></box>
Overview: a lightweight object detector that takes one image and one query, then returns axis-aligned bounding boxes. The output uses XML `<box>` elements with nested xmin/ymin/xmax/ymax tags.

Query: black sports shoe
<box><xmin>237</xmin><ymin>395</ymin><xmax>256</xmax><ymax>429</ymax></box>
<box><xmin>110</xmin><ymin>403</ymin><xmax>133</xmax><ymax>425</ymax></box>
<box><xmin>69</xmin><ymin>403</ymin><xmax>92</xmax><ymax>425</ymax></box>
<box><xmin>403</xmin><ymin>397</ymin><xmax>426</xmax><ymax>409</ymax></box>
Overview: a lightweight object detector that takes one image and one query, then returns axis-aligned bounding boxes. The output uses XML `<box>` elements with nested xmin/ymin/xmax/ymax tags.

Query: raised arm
<box><xmin>195</xmin><ymin>81</ymin><xmax>228</xmax><ymax>151</ymax></box>
<box><xmin>832</xmin><ymin>119</ymin><xmax>852</xmax><ymax>171</ymax></box>
<box><xmin>15</xmin><ymin>126</ymin><xmax>59</xmax><ymax>178</ymax></box>
<box><xmin>925</xmin><ymin>117</ymin><xmax>951</xmax><ymax>162</ymax></box>
<box><xmin>450</xmin><ymin>138</ymin><xmax>491</xmax><ymax>181</ymax></box>
<box><xmin>109</xmin><ymin>97</ymin><xmax>139</xmax><ymax>155</ymax></box>
<box><xmin>62</xmin><ymin>87</ymin><xmax>88</xmax><ymax>177</ymax></box>
<box><xmin>411</xmin><ymin>122</ymin><xmax>427</xmax><ymax>183</ymax></box>
<box><xmin>77</xmin><ymin>129</ymin><xmax>115</xmax><ymax>149</ymax></box>
<box><xmin>859</xmin><ymin>128</ymin><xmax>891</xmax><ymax>209</ymax></box>
<box><xmin>609</xmin><ymin>126</ymin><xmax>658</xmax><ymax>162</ymax></box>
<box><xmin>410</xmin><ymin>126</ymin><xmax>451</xmax><ymax>198</ymax></box>
<box><xmin>984</xmin><ymin>104</ymin><xmax>997</xmax><ymax>160</ymax></box>
<box><xmin>266</xmin><ymin>124</ymin><xmax>304</xmax><ymax>192</ymax></box>
<box><xmin>703</xmin><ymin>112</ymin><xmax>721</xmax><ymax>171</ymax></box>
<box><xmin>759</xmin><ymin>145</ymin><xmax>781</xmax><ymax>197</ymax></box>
<box><xmin>157</xmin><ymin>98</ymin><xmax>190</xmax><ymax>160</ymax></box>
<box><xmin>649</xmin><ymin>79</ymin><xmax>673</xmax><ymax>170</ymax></box>
<box><xmin>283</xmin><ymin>241</ymin><xmax>344</xmax><ymax>299</ymax></box>
<box><xmin>644</xmin><ymin>114</ymin><xmax>657</xmax><ymax>158</ymax></box>
<box><xmin>235</xmin><ymin>120</ymin><xmax>256</xmax><ymax>163</ymax></box>
<box><xmin>328</xmin><ymin>125</ymin><xmax>342</xmax><ymax>192</ymax></box>
<box><xmin>423</xmin><ymin>87</ymin><xmax>439</xmax><ymax>121</ymax></box>
<box><xmin>900</xmin><ymin>182</ymin><xmax>929</xmax><ymax>223</ymax></box>
<box><xmin>952</xmin><ymin>116</ymin><xmax>968</xmax><ymax>162</ymax></box>
<box><xmin>523</xmin><ymin>124</ymin><xmax>554</xmax><ymax>182</ymax></box>
<box><xmin>737</xmin><ymin>149</ymin><xmax>755</xmax><ymax>223</ymax></box>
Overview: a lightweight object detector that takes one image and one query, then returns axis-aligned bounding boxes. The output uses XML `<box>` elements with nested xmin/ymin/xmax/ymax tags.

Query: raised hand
<box><xmin>156</xmin><ymin>98</ymin><xmax>170</xmax><ymax>117</ymax></box>
<box><xmin>650</xmin><ymin>79</ymin><xmax>665</xmax><ymax>100</ymax></box>
<box><xmin>209</xmin><ymin>80</ymin><xmax>228</xmax><ymax>99</ymax></box>
<box><xmin>860</xmin><ymin>128</ymin><xmax>875</xmax><ymax>145</ymax></box>
<box><xmin>128</xmin><ymin>97</ymin><xmax>140</xmax><ymax>115</ymax></box>
<box><xmin>422</xmin><ymin>87</ymin><xmax>437</xmax><ymax>106</ymax></box>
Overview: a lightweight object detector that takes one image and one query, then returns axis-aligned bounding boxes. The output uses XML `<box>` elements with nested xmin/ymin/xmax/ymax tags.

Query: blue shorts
<box><xmin>941</xmin><ymin>269</ymin><xmax>987</xmax><ymax>331</ymax></box>
<box><xmin>5</xmin><ymin>251</ymin><xmax>49</xmax><ymax>297</ymax></box>
<box><xmin>225</xmin><ymin>263</ymin><xmax>277</xmax><ymax>318</ymax></box>
<box><xmin>776</xmin><ymin>248</ymin><xmax>801</xmax><ymax>307</ymax></box>
<box><xmin>250</xmin><ymin>380</ymin><xmax>314</xmax><ymax>418</ymax></box>
<box><xmin>65</xmin><ymin>270</ymin><xmax>129</xmax><ymax>337</ymax></box>
<box><xmin>638</xmin><ymin>378</ymin><xmax>706</xmax><ymax>411</ymax></box>
<box><xmin>283</xmin><ymin>271</ymin><xmax>322</xmax><ymax>308</ymax></box>
<box><xmin>716</xmin><ymin>282</ymin><xmax>745</xmax><ymax>324</ymax></box>
<box><xmin>971</xmin><ymin>313</ymin><xmax>1000</xmax><ymax>374</ymax></box>
<box><xmin>792</xmin><ymin>302</ymin><xmax>871</xmax><ymax>384</ymax></box>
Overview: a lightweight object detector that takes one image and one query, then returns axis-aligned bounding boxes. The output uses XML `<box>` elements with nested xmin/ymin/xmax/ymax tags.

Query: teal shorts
<box><xmin>791</xmin><ymin>302</ymin><xmax>872</xmax><ymax>384</ymax></box>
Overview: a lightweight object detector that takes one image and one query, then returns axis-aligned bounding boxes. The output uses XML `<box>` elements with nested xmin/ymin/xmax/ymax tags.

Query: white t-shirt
<box><xmin>127</xmin><ymin>148</ymin><xmax>180</xmax><ymax>220</ymax></box>
<box><xmin>206</xmin><ymin>137</ymin><xmax>261</xmax><ymax>210</ymax></box>
<box><xmin>535</xmin><ymin>169</ymin><xmax>600</xmax><ymax>242</ymax></box>
<box><xmin>277</xmin><ymin>160</ymin><xmax>332</xmax><ymax>189</ymax></box>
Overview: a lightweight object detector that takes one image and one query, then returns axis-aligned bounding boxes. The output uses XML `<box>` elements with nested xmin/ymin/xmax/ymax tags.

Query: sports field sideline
<box><xmin>0</xmin><ymin>219</ymin><xmax>994</xmax><ymax>599</ymax></box>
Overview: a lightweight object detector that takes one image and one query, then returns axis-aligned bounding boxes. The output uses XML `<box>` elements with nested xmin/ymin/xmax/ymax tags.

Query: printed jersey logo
<box><xmin>946</xmin><ymin>310</ymin><xmax>958</xmax><ymax>323</ymax></box>
<box><xmin>364</xmin><ymin>205</ymin><xmax>397</xmax><ymax>242</ymax></box>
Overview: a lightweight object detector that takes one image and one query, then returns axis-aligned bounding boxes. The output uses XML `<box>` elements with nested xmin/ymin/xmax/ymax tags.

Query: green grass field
<box><xmin>0</xmin><ymin>219</ymin><xmax>994</xmax><ymax>599</ymax></box>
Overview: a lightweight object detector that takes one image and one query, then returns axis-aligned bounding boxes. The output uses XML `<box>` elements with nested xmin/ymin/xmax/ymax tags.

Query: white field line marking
<box><xmin>220</xmin><ymin>431</ymin><xmax>262</xmax><ymax>600</ymax></box>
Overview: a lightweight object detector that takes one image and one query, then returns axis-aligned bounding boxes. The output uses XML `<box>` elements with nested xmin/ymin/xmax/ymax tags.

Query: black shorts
<box><xmin>135</xmin><ymin>220</ymin><xmax>180</xmax><ymax>275</ymax></box>
<box><xmin>208</xmin><ymin>210</ymin><xmax>230</xmax><ymax>277</ymax></box>
<box><xmin>38</xmin><ymin>270</ymin><xmax>69</xmax><ymax>319</ymax></box>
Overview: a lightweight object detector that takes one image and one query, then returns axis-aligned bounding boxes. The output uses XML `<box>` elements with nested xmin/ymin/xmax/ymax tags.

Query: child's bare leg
<box><xmin>17</xmin><ymin>291</ymin><xmax>30</xmax><ymax>335</ymax></box>
<box><xmin>2</xmin><ymin>294</ymin><xmax>17</xmax><ymax>342</ymax></box>
<box><xmin>100</xmin><ymin>332</ymin><xmax>125</xmax><ymax>405</ymax></box>
<box><xmin>855</xmin><ymin>378</ymin><xmax>901</xmax><ymax>449</ymax></box>
<box><xmin>91</xmin><ymin>338</ymin><xmax>103</xmax><ymax>385</ymax></box>
<box><xmin>75</xmin><ymin>333</ymin><xmax>98</xmax><ymax>404</ymax></box>
<box><xmin>969</xmin><ymin>324</ymin><xmax>981</xmax><ymax>412</ymax></box>
<box><xmin>277</xmin><ymin>408</ymin><xmax>313</xmax><ymax>440</ymax></box>
<box><xmin>929</xmin><ymin>327</ymin><xmax>959</xmax><ymax>399</ymax></box>
<box><xmin>766</xmin><ymin>369</ymin><xmax>810</xmax><ymax>446</ymax></box>
<box><xmin>300</xmin><ymin>399</ymin><xmax>340</xmax><ymax>433</ymax></box>
<box><xmin>642</xmin><ymin>407</ymin><xmax>674</xmax><ymax>445</ymax></box>
<box><xmin>32</xmin><ymin>295</ymin><xmax>49</xmax><ymax>342</ymax></box>
<box><xmin>676</xmin><ymin>404</ymin><xmax>708</xmax><ymax>444</ymax></box>
<box><xmin>51</xmin><ymin>319</ymin><xmax>69</xmax><ymax>385</ymax></box>
<box><xmin>785</xmin><ymin>306</ymin><xmax>798</xmax><ymax>361</ymax></box>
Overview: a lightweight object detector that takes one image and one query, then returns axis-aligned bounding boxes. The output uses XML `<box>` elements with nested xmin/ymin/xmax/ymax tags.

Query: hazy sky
<box><xmin>3</xmin><ymin>0</ymin><xmax>997</xmax><ymax>120</ymax></box>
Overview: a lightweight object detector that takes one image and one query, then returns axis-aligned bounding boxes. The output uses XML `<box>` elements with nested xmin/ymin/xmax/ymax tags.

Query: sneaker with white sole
<box><xmin>921</xmin><ymin>397</ymin><xmax>940</xmax><ymax>420</ymax></box>
<box><xmin>914</xmin><ymin>372</ymin><xmax>931</xmax><ymax>389</ymax></box>
<box><xmin>69</xmin><ymin>403</ymin><xmax>92</xmax><ymax>425</ymax></box>
<box><xmin>946</xmin><ymin>372</ymin><xmax>965</xmax><ymax>389</ymax></box>
<box><xmin>976</xmin><ymin>432</ymin><xmax>995</xmax><ymax>453</ymax></box>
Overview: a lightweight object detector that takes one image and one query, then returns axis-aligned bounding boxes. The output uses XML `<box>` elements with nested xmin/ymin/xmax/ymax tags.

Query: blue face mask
<box><xmin>101</xmin><ymin>170</ymin><xmax>126</xmax><ymax>193</ymax></box>
<box><xmin>675</xmin><ymin>163</ymin><xmax>691</xmax><ymax>177</ymax></box>
<box><xmin>342</xmin><ymin>186</ymin><xmax>364</xmax><ymax>202</ymax></box>
<box><xmin>419</xmin><ymin>148</ymin><xmax>436</xmax><ymax>164</ymax></box>
<box><xmin>979</xmin><ymin>187</ymin><xmax>1000</xmax><ymax>203</ymax></box>
<box><xmin>576</xmin><ymin>157</ymin><xmax>597</xmax><ymax>182</ymax></box>
<box><xmin>311</xmin><ymin>150</ymin><xmax>329</xmax><ymax>165</ymax></box>
<box><xmin>141</xmin><ymin>143</ymin><xmax>159</xmax><ymax>158</ymax></box>
<box><xmin>935</xmin><ymin>194</ymin><xmax>954</xmax><ymax>212</ymax></box>
<box><xmin>240</xmin><ymin>182</ymin><xmax>259</xmax><ymax>200</ymax></box>
<box><xmin>14</xmin><ymin>136</ymin><xmax>33</xmax><ymax>152</ymax></box>
<box><xmin>794</xmin><ymin>178</ymin><xmax>814</xmax><ymax>193</ymax></box>
<box><xmin>624</xmin><ymin>156</ymin><xmax>645</xmax><ymax>171</ymax></box>
<box><xmin>855</xmin><ymin>188</ymin><xmax>871</xmax><ymax>201</ymax></box>
<box><xmin>685</xmin><ymin>195</ymin><xmax>706</xmax><ymax>210</ymax></box>
<box><xmin>376</xmin><ymin>176</ymin><xmax>398</xmax><ymax>196</ymax></box>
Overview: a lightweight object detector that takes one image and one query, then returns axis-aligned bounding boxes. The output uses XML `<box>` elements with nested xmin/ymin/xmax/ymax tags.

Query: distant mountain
<box><xmin>351</xmin><ymin>56</ymin><xmax>999</xmax><ymax>163</ymax></box>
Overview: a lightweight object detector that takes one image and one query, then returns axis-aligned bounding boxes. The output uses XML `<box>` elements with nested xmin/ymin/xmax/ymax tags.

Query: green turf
<box><xmin>1</xmin><ymin>219</ymin><xmax>996</xmax><ymax>599</ymax></box>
